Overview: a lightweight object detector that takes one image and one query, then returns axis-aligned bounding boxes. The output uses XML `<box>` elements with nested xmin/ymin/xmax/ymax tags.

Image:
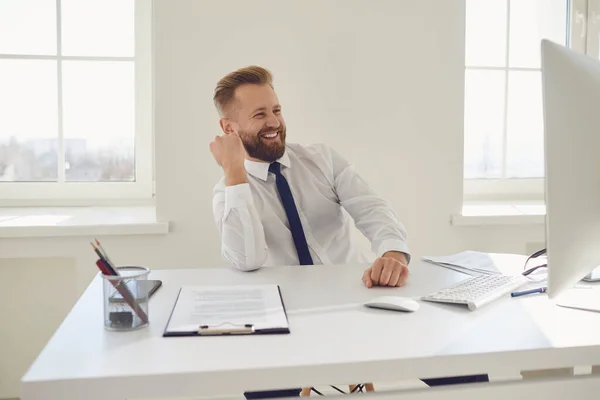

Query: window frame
<box><xmin>463</xmin><ymin>0</ymin><xmax>596</xmax><ymax>202</ymax></box>
<box><xmin>0</xmin><ymin>0</ymin><xmax>153</xmax><ymax>206</ymax></box>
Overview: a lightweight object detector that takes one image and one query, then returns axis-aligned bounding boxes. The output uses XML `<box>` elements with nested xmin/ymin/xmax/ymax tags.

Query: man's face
<box><xmin>224</xmin><ymin>84</ymin><xmax>286</xmax><ymax>162</ymax></box>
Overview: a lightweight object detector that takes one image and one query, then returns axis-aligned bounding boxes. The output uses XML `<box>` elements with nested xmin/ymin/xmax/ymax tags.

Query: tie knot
<box><xmin>268</xmin><ymin>161</ymin><xmax>281</xmax><ymax>175</ymax></box>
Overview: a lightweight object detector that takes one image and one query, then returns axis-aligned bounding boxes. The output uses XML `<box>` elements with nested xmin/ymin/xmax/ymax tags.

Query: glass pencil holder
<box><xmin>101</xmin><ymin>266</ymin><xmax>150</xmax><ymax>331</ymax></box>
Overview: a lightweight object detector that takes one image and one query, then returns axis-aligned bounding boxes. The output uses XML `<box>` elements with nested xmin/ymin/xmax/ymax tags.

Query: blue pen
<box><xmin>511</xmin><ymin>287</ymin><xmax>547</xmax><ymax>297</ymax></box>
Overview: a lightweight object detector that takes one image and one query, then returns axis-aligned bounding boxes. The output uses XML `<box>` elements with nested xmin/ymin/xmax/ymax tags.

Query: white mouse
<box><xmin>364</xmin><ymin>296</ymin><xmax>420</xmax><ymax>312</ymax></box>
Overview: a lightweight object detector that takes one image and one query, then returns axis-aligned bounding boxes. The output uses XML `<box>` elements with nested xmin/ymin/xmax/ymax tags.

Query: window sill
<box><xmin>0</xmin><ymin>206</ymin><xmax>169</xmax><ymax>238</ymax></box>
<box><xmin>452</xmin><ymin>203</ymin><xmax>546</xmax><ymax>226</ymax></box>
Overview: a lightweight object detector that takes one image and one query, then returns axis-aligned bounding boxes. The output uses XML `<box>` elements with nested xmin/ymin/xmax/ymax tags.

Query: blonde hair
<box><xmin>213</xmin><ymin>66</ymin><xmax>274</xmax><ymax>116</ymax></box>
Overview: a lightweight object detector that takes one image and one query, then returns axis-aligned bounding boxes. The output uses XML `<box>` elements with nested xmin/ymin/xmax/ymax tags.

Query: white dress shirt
<box><xmin>212</xmin><ymin>143</ymin><xmax>410</xmax><ymax>271</ymax></box>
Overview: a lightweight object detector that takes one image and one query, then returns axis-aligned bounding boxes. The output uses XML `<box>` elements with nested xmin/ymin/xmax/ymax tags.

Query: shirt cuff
<box><xmin>224</xmin><ymin>183</ymin><xmax>253</xmax><ymax>214</ymax></box>
<box><xmin>376</xmin><ymin>240</ymin><xmax>411</xmax><ymax>264</ymax></box>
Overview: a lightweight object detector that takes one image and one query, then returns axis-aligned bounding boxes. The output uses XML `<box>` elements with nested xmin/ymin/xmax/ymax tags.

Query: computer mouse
<box><xmin>364</xmin><ymin>296</ymin><xmax>420</xmax><ymax>312</ymax></box>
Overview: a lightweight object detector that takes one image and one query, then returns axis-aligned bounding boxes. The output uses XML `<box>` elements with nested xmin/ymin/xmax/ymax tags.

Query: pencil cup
<box><xmin>101</xmin><ymin>266</ymin><xmax>150</xmax><ymax>331</ymax></box>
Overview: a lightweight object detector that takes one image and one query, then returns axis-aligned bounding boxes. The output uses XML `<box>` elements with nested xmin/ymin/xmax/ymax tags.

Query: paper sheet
<box><xmin>422</xmin><ymin>251</ymin><xmax>501</xmax><ymax>276</ymax></box>
<box><xmin>165</xmin><ymin>284</ymin><xmax>289</xmax><ymax>333</ymax></box>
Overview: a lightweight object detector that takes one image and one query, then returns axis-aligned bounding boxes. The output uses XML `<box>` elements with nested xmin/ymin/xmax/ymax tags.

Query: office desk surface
<box><xmin>21</xmin><ymin>258</ymin><xmax>600</xmax><ymax>400</ymax></box>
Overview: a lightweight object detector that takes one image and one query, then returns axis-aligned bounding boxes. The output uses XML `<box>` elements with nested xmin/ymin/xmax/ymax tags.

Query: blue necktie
<box><xmin>269</xmin><ymin>162</ymin><xmax>314</xmax><ymax>265</ymax></box>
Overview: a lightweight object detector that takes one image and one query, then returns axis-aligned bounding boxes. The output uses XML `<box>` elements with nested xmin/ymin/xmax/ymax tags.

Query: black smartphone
<box><xmin>109</xmin><ymin>279</ymin><xmax>162</xmax><ymax>302</ymax></box>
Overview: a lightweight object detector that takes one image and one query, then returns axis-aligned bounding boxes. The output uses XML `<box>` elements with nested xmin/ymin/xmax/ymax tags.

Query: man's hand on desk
<box><xmin>362</xmin><ymin>251</ymin><xmax>409</xmax><ymax>288</ymax></box>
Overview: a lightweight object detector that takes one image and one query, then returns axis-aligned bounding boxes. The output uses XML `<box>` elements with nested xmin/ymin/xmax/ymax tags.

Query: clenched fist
<box><xmin>209</xmin><ymin>133</ymin><xmax>248</xmax><ymax>186</ymax></box>
<box><xmin>209</xmin><ymin>133</ymin><xmax>246</xmax><ymax>171</ymax></box>
<box><xmin>362</xmin><ymin>252</ymin><xmax>409</xmax><ymax>288</ymax></box>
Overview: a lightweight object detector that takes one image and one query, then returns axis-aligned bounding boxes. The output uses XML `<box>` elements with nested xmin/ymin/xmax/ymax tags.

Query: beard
<box><xmin>239</xmin><ymin>125</ymin><xmax>287</xmax><ymax>162</ymax></box>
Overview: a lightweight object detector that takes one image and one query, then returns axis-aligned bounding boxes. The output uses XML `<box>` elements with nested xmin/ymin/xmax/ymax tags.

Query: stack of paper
<box><xmin>422</xmin><ymin>251</ymin><xmax>501</xmax><ymax>276</ymax></box>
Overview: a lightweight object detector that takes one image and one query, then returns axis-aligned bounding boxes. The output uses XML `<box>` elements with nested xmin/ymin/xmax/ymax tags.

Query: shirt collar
<box><xmin>244</xmin><ymin>150</ymin><xmax>291</xmax><ymax>181</ymax></box>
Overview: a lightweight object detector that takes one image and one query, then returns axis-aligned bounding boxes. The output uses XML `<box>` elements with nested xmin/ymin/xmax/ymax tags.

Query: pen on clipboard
<box><xmin>198</xmin><ymin>324</ymin><xmax>255</xmax><ymax>335</ymax></box>
<box><xmin>511</xmin><ymin>287</ymin><xmax>547</xmax><ymax>297</ymax></box>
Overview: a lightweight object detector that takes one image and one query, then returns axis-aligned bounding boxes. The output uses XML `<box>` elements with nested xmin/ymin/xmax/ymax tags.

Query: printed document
<box><xmin>165</xmin><ymin>284</ymin><xmax>289</xmax><ymax>334</ymax></box>
<box><xmin>422</xmin><ymin>251</ymin><xmax>501</xmax><ymax>275</ymax></box>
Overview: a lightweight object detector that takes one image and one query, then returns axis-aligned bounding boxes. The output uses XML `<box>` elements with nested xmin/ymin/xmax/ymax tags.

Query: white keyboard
<box><xmin>421</xmin><ymin>274</ymin><xmax>529</xmax><ymax>311</ymax></box>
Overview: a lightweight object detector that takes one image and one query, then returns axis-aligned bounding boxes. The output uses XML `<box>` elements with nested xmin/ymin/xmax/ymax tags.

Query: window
<box><xmin>463</xmin><ymin>0</ymin><xmax>599</xmax><ymax>201</ymax></box>
<box><xmin>0</xmin><ymin>0</ymin><xmax>152</xmax><ymax>204</ymax></box>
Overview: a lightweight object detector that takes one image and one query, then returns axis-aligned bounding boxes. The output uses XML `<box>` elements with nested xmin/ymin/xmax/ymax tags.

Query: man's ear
<box><xmin>219</xmin><ymin>118</ymin><xmax>238</xmax><ymax>135</ymax></box>
<box><xmin>219</xmin><ymin>118</ymin><xmax>231</xmax><ymax>135</ymax></box>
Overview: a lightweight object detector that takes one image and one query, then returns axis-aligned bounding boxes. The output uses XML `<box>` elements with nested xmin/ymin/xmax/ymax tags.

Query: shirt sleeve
<box><xmin>325</xmin><ymin>146</ymin><xmax>411</xmax><ymax>263</ymax></box>
<box><xmin>212</xmin><ymin>182</ymin><xmax>268</xmax><ymax>271</ymax></box>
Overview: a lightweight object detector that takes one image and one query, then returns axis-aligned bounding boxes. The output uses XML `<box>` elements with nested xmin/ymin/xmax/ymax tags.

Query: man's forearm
<box><xmin>214</xmin><ymin>178</ymin><xmax>267</xmax><ymax>271</ymax></box>
<box><xmin>224</xmin><ymin>164</ymin><xmax>248</xmax><ymax>186</ymax></box>
<box><xmin>332</xmin><ymin>156</ymin><xmax>410</xmax><ymax>265</ymax></box>
<box><xmin>219</xmin><ymin>198</ymin><xmax>268</xmax><ymax>271</ymax></box>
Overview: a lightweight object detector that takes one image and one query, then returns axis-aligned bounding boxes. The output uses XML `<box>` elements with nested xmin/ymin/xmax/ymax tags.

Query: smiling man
<box><xmin>210</xmin><ymin>65</ymin><xmax>410</xmax><ymax>285</ymax></box>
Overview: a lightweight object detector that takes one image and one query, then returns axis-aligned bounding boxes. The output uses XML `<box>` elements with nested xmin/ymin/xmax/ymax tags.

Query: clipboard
<box><xmin>162</xmin><ymin>284</ymin><xmax>291</xmax><ymax>337</ymax></box>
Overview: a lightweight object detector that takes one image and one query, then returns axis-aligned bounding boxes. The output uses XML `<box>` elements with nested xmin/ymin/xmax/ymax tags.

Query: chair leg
<box><xmin>302</xmin><ymin>383</ymin><xmax>375</xmax><ymax>396</ymax></box>
<box><xmin>349</xmin><ymin>383</ymin><xmax>375</xmax><ymax>393</ymax></box>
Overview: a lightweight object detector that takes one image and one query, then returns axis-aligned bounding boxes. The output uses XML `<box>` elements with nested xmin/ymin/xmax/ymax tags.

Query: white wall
<box><xmin>0</xmin><ymin>1</ymin><xmax>544</xmax><ymax>398</ymax></box>
<box><xmin>155</xmin><ymin>0</ymin><xmax>470</xmax><ymax>259</ymax></box>
<box><xmin>153</xmin><ymin>0</ymin><xmax>543</xmax><ymax>258</ymax></box>
<box><xmin>0</xmin><ymin>258</ymin><xmax>77</xmax><ymax>400</ymax></box>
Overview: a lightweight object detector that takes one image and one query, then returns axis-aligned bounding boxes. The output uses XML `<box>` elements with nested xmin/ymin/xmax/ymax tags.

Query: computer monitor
<box><xmin>541</xmin><ymin>39</ymin><xmax>600</xmax><ymax>300</ymax></box>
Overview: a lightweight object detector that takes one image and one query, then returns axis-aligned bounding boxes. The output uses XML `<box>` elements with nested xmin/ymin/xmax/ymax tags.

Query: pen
<box><xmin>90</xmin><ymin>241</ymin><xmax>118</xmax><ymax>275</ymax></box>
<box><xmin>95</xmin><ymin>238</ymin><xmax>115</xmax><ymax>267</ymax></box>
<box><xmin>511</xmin><ymin>287</ymin><xmax>547</xmax><ymax>297</ymax></box>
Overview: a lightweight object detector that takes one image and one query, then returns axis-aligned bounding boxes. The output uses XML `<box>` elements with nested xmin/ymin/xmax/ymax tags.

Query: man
<box><xmin>210</xmin><ymin>66</ymin><xmax>487</xmax><ymax>398</ymax></box>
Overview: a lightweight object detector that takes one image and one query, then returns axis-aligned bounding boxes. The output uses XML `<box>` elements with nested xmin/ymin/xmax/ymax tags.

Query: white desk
<box><xmin>20</xmin><ymin>257</ymin><xmax>600</xmax><ymax>399</ymax></box>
